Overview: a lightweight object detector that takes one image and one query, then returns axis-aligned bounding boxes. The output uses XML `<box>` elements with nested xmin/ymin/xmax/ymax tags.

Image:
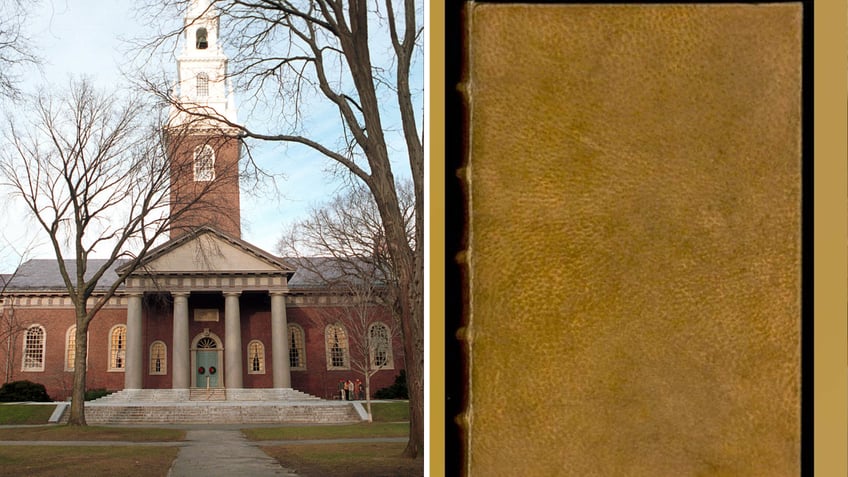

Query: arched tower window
<box><xmin>193</xmin><ymin>144</ymin><xmax>216</xmax><ymax>181</ymax></box>
<box><xmin>109</xmin><ymin>325</ymin><xmax>127</xmax><ymax>371</ymax></box>
<box><xmin>196</xmin><ymin>27</ymin><xmax>208</xmax><ymax>49</ymax></box>
<box><xmin>196</xmin><ymin>72</ymin><xmax>209</xmax><ymax>97</ymax></box>
<box><xmin>288</xmin><ymin>324</ymin><xmax>306</xmax><ymax>370</ymax></box>
<box><xmin>325</xmin><ymin>324</ymin><xmax>349</xmax><ymax>370</ymax></box>
<box><xmin>368</xmin><ymin>322</ymin><xmax>394</xmax><ymax>369</ymax></box>
<box><xmin>22</xmin><ymin>325</ymin><xmax>45</xmax><ymax>371</ymax></box>
<box><xmin>247</xmin><ymin>340</ymin><xmax>265</xmax><ymax>374</ymax></box>
<box><xmin>149</xmin><ymin>341</ymin><xmax>167</xmax><ymax>375</ymax></box>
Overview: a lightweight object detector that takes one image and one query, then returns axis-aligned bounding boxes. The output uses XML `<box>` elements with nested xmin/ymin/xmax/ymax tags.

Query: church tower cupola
<box><xmin>167</xmin><ymin>0</ymin><xmax>241</xmax><ymax>239</ymax></box>
<box><xmin>171</xmin><ymin>0</ymin><xmax>237</xmax><ymax>126</ymax></box>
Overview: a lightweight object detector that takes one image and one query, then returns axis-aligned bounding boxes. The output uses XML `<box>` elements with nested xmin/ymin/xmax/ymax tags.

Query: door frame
<box><xmin>190</xmin><ymin>330</ymin><xmax>224</xmax><ymax>388</ymax></box>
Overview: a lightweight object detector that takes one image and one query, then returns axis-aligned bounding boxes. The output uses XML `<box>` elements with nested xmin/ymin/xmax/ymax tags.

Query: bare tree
<box><xmin>277</xmin><ymin>181</ymin><xmax>414</xmax><ymax>311</ymax></box>
<box><xmin>339</xmin><ymin>283</ymin><xmax>400</xmax><ymax>423</ymax></box>
<box><xmin>278</xmin><ymin>182</ymin><xmax>411</xmax><ymax>420</ymax></box>
<box><xmin>305</xmin><ymin>277</ymin><xmax>399</xmax><ymax>422</ymax></box>
<box><xmin>139</xmin><ymin>0</ymin><xmax>424</xmax><ymax>456</ymax></box>
<box><xmin>0</xmin><ymin>1</ymin><xmax>39</xmax><ymax>101</ymax></box>
<box><xmin>0</xmin><ymin>79</ymin><xmax>235</xmax><ymax>425</ymax></box>
<box><xmin>0</xmin><ymin>239</ymin><xmax>36</xmax><ymax>384</ymax></box>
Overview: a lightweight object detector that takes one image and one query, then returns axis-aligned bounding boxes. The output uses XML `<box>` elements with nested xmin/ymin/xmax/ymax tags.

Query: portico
<box><xmin>120</xmin><ymin>227</ymin><xmax>296</xmax><ymax>394</ymax></box>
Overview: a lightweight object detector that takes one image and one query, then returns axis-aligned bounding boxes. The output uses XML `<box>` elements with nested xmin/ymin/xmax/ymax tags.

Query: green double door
<box><xmin>195</xmin><ymin>351</ymin><xmax>219</xmax><ymax>388</ymax></box>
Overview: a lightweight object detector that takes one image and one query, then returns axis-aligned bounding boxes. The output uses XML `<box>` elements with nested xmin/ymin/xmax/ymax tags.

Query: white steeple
<box><xmin>170</xmin><ymin>0</ymin><xmax>237</xmax><ymax>127</ymax></box>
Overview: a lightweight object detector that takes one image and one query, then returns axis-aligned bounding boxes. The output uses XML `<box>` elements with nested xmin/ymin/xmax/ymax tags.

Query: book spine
<box><xmin>455</xmin><ymin>2</ymin><xmax>475</xmax><ymax>476</ymax></box>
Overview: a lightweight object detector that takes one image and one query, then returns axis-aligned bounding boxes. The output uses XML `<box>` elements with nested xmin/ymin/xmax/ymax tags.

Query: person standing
<box><xmin>355</xmin><ymin>378</ymin><xmax>362</xmax><ymax>400</ymax></box>
<box><xmin>338</xmin><ymin>379</ymin><xmax>345</xmax><ymax>400</ymax></box>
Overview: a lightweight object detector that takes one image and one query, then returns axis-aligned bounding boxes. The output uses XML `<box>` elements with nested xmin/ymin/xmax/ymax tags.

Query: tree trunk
<box><xmin>400</xmin><ymin>272</ymin><xmax>424</xmax><ymax>459</ymax></box>
<box><xmin>365</xmin><ymin>375</ymin><xmax>373</xmax><ymax>423</ymax></box>
<box><xmin>67</xmin><ymin>316</ymin><xmax>90</xmax><ymax>426</ymax></box>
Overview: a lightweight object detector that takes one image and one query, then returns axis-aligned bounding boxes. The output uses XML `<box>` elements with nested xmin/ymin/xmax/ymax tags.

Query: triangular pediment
<box><xmin>126</xmin><ymin>227</ymin><xmax>294</xmax><ymax>275</ymax></box>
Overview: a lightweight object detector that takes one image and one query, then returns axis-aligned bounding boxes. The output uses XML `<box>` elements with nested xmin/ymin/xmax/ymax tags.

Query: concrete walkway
<box><xmin>167</xmin><ymin>430</ymin><xmax>297</xmax><ymax>477</ymax></box>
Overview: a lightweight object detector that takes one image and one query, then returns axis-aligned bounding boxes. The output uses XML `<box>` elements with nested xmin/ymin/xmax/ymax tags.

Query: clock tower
<box><xmin>167</xmin><ymin>0</ymin><xmax>241</xmax><ymax>239</ymax></box>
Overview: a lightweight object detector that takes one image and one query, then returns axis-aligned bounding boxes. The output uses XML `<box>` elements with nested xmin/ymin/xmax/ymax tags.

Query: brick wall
<box><xmin>0</xmin><ymin>306</ymin><xmax>128</xmax><ymax>401</ymax></box>
<box><xmin>287</xmin><ymin>304</ymin><xmax>405</xmax><ymax>400</ymax></box>
<box><xmin>168</xmin><ymin>134</ymin><xmax>242</xmax><ymax>239</ymax></box>
<box><xmin>0</xmin><ymin>294</ymin><xmax>406</xmax><ymax>401</ymax></box>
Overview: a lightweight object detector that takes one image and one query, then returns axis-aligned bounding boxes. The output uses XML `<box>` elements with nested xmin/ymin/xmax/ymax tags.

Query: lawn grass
<box><xmin>243</xmin><ymin>422</ymin><xmax>408</xmax><ymax>441</ymax></box>
<box><xmin>261</xmin><ymin>442</ymin><xmax>423</xmax><ymax>477</ymax></box>
<box><xmin>0</xmin><ymin>404</ymin><xmax>56</xmax><ymax>425</ymax></box>
<box><xmin>0</xmin><ymin>446</ymin><xmax>178</xmax><ymax>477</ymax></box>
<box><xmin>0</xmin><ymin>425</ymin><xmax>185</xmax><ymax>442</ymax></box>
<box><xmin>368</xmin><ymin>400</ymin><xmax>409</xmax><ymax>422</ymax></box>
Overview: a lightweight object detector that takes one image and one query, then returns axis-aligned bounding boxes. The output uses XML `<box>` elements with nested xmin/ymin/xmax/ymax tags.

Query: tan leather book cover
<box><xmin>461</xmin><ymin>4</ymin><xmax>802</xmax><ymax>475</ymax></box>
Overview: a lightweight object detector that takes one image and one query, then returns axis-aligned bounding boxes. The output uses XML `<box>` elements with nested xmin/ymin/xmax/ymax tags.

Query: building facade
<box><xmin>0</xmin><ymin>0</ymin><xmax>403</xmax><ymax>402</ymax></box>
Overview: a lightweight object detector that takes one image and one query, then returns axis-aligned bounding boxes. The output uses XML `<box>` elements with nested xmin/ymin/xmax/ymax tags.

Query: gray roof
<box><xmin>284</xmin><ymin>256</ymin><xmax>388</xmax><ymax>289</ymax></box>
<box><xmin>4</xmin><ymin>259</ymin><xmax>126</xmax><ymax>292</ymax></box>
<box><xmin>3</xmin><ymin>257</ymin><xmax>382</xmax><ymax>293</ymax></box>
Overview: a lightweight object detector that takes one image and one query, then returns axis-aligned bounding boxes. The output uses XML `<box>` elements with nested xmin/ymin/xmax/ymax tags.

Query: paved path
<box><xmin>167</xmin><ymin>430</ymin><xmax>297</xmax><ymax>477</ymax></box>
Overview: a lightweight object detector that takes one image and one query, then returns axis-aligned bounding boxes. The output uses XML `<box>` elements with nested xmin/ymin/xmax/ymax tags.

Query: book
<box><xmin>457</xmin><ymin>4</ymin><xmax>803</xmax><ymax>475</ymax></box>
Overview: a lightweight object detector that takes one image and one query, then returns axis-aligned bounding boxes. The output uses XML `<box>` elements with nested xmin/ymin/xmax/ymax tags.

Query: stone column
<box><xmin>172</xmin><ymin>292</ymin><xmax>190</xmax><ymax>389</ymax></box>
<box><xmin>224</xmin><ymin>291</ymin><xmax>243</xmax><ymax>388</ymax></box>
<box><xmin>124</xmin><ymin>293</ymin><xmax>143</xmax><ymax>389</ymax></box>
<box><xmin>270</xmin><ymin>292</ymin><xmax>291</xmax><ymax>388</ymax></box>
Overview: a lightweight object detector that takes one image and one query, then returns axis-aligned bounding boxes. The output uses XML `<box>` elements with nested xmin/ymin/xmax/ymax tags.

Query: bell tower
<box><xmin>167</xmin><ymin>0</ymin><xmax>241</xmax><ymax>239</ymax></box>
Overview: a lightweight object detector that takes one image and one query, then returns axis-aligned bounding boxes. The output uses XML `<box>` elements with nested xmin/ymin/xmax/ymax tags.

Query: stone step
<box><xmin>61</xmin><ymin>402</ymin><xmax>362</xmax><ymax>425</ymax></box>
<box><xmin>190</xmin><ymin>388</ymin><xmax>227</xmax><ymax>401</ymax></box>
<box><xmin>91</xmin><ymin>388</ymin><xmax>321</xmax><ymax>404</ymax></box>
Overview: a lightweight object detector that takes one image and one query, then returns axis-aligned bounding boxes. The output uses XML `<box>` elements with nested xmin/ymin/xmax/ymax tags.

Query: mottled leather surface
<box><xmin>464</xmin><ymin>4</ymin><xmax>801</xmax><ymax>476</ymax></box>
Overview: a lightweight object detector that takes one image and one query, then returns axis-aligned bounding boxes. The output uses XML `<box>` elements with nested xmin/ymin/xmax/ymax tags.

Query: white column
<box><xmin>224</xmin><ymin>291</ymin><xmax>243</xmax><ymax>388</ymax></box>
<box><xmin>270</xmin><ymin>292</ymin><xmax>291</xmax><ymax>388</ymax></box>
<box><xmin>124</xmin><ymin>293</ymin><xmax>143</xmax><ymax>389</ymax></box>
<box><xmin>172</xmin><ymin>292</ymin><xmax>190</xmax><ymax>389</ymax></box>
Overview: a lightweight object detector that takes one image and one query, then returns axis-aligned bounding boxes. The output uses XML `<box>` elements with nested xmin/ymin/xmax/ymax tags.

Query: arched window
<box><xmin>22</xmin><ymin>325</ymin><xmax>45</xmax><ymax>371</ymax></box>
<box><xmin>65</xmin><ymin>326</ymin><xmax>76</xmax><ymax>371</ymax></box>
<box><xmin>288</xmin><ymin>324</ymin><xmax>306</xmax><ymax>370</ymax></box>
<box><xmin>196</xmin><ymin>72</ymin><xmax>209</xmax><ymax>97</ymax></box>
<box><xmin>109</xmin><ymin>325</ymin><xmax>127</xmax><ymax>371</ymax></box>
<box><xmin>368</xmin><ymin>322</ymin><xmax>393</xmax><ymax>369</ymax></box>
<box><xmin>197</xmin><ymin>336</ymin><xmax>217</xmax><ymax>349</ymax></box>
<box><xmin>247</xmin><ymin>340</ymin><xmax>265</xmax><ymax>374</ymax></box>
<box><xmin>193</xmin><ymin>144</ymin><xmax>215</xmax><ymax>181</ymax></box>
<box><xmin>149</xmin><ymin>341</ymin><xmax>167</xmax><ymax>375</ymax></box>
<box><xmin>325</xmin><ymin>324</ymin><xmax>349</xmax><ymax>370</ymax></box>
<box><xmin>196</xmin><ymin>27</ymin><xmax>208</xmax><ymax>49</ymax></box>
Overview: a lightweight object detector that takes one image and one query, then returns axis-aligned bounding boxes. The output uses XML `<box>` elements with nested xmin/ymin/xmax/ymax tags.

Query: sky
<box><xmin>0</xmin><ymin>0</ymin><xmax>418</xmax><ymax>272</ymax></box>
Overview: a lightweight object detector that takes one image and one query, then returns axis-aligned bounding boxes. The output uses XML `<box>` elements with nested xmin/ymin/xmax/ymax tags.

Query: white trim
<box><xmin>288</xmin><ymin>323</ymin><xmax>306</xmax><ymax>371</ymax></box>
<box><xmin>325</xmin><ymin>323</ymin><xmax>350</xmax><ymax>371</ymax></box>
<box><xmin>190</xmin><ymin>330</ymin><xmax>224</xmax><ymax>388</ymax></box>
<box><xmin>64</xmin><ymin>325</ymin><xmax>88</xmax><ymax>372</ymax></box>
<box><xmin>64</xmin><ymin>325</ymin><xmax>76</xmax><ymax>371</ymax></box>
<box><xmin>108</xmin><ymin>324</ymin><xmax>127</xmax><ymax>372</ymax></box>
<box><xmin>21</xmin><ymin>324</ymin><xmax>45</xmax><ymax>372</ymax></box>
<box><xmin>368</xmin><ymin>322</ymin><xmax>395</xmax><ymax>370</ymax></box>
<box><xmin>246</xmin><ymin>339</ymin><xmax>265</xmax><ymax>375</ymax></box>
<box><xmin>149</xmin><ymin>340</ymin><xmax>168</xmax><ymax>376</ymax></box>
<box><xmin>193</xmin><ymin>144</ymin><xmax>216</xmax><ymax>181</ymax></box>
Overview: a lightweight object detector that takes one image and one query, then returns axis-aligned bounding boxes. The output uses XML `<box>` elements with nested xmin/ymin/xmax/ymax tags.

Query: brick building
<box><xmin>0</xmin><ymin>0</ymin><xmax>403</xmax><ymax>402</ymax></box>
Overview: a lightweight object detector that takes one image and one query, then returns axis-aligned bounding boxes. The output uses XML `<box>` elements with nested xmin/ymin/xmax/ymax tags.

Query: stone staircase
<box><xmin>189</xmin><ymin>388</ymin><xmax>226</xmax><ymax>401</ymax></box>
<box><xmin>59</xmin><ymin>388</ymin><xmax>360</xmax><ymax>425</ymax></box>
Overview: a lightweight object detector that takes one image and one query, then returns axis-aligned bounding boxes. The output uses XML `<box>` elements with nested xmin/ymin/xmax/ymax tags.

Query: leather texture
<box><xmin>464</xmin><ymin>4</ymin><xmax>801</xmax><ymax>476</ymax></box>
